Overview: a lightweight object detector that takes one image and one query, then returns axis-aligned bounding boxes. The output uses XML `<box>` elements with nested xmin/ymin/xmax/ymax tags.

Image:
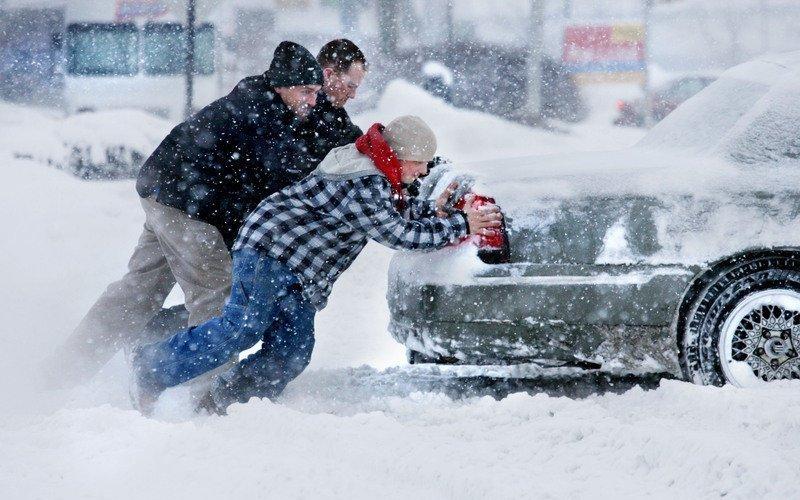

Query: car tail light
<box><xmin>454</xmin><ymin>194</ymin><xmax>511</xmax><ymax>264</ymax></box>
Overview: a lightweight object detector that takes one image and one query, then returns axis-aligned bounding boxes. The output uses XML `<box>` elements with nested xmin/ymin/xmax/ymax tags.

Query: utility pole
<box><xmin>377</xmin><ymin>0</ymin><xmax>398</xmax><ymax>58</ymax></box>
<box><xmin>525</xmin><ymin>0</ymin><xmax>545</xmax><ymax>123</ymax></box>
<box><xmin>340</xmin><ymin>0</ymin><xmax>358</xmax><ymax>35</ymax></box>
<box><xmin>445</xmin><ymin>0</ymin><xmax>454</xmax><ymax>53</ymax></box>
<box><xmin>184</xmin><ymin>0</ymin><xmax>196</xmax><ymax>119</ymax></box>
<box><xmin>642</xmin><ymin>0</ymin><xmax>654</xmax><ymax>128</ymax></box>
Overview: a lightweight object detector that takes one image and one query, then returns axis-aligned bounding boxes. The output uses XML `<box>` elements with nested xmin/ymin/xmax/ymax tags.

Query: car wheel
<box><xmin>680</xmin><ymin>255</ymin><xmax>800</xmax><ymax>386</ymax></box>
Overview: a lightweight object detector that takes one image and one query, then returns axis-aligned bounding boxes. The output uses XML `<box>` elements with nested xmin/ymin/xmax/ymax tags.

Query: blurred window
<box><xmin>143</xmin><ymin>23</ymin><xmax>214</xmax><ymax>75</ymax></box>
<box><xmin>663</xmin><ymin>77</ymin><xmax>714</xmax><ymax>102</ymax></box>
<box><xmin>194</xmin><ymin>25</ymin><xmax>215</xmax><ymax>75</ymax></box>
<box><xmin>67</xmin><ymin>23</ymin><xmax>138</xmax><ymax>76</ymax></box>
<box><xmin>143</xmin><ymin>23</ymin><xmax>182</xmax><ymax>75</ymax></box>
<box><xmin>674</xmin><ymin>79</ymin><xmax>709</xmax><ymax>100</ymax></box>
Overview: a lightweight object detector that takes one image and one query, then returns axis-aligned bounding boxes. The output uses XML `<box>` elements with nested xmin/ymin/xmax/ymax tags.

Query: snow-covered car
<box><xmin>613</xmin><ymin>74</ymin><xmax>716</xmax><ymax>127</ymax></box>
<box><xmin>388</xmin><ymin>52</ymin><xmax>800</xmax><ymax>387</ymax></box>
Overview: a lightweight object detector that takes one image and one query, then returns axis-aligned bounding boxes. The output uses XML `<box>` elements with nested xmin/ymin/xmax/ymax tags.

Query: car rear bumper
<box><xmin>389</xmin><ymin>317</ymin><xmax>680</xmax><ymax>374</ymax></box>
<box><xmin>388</xmin><ymin>262</ymin><xmax>696</xmax><ymax>374</ymax></box>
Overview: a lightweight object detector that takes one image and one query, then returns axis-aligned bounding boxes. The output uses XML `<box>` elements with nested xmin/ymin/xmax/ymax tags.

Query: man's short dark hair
<box><xmin>317</xmin><ymin>39</ymin><xmax>368</xmax><ymax>73</ymax></box>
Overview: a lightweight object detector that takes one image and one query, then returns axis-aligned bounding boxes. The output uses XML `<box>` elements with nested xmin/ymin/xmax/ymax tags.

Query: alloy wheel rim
<box><xmin>719</xmin><ymin>289</ymin><xmax>800</xmax><ymax>386</ymax></box>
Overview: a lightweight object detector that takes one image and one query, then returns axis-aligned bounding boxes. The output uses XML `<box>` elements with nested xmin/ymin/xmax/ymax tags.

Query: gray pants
<box><xmin>49</xmin><ymin>197</ymin><xmax>232</xmax><ymax>386</ymax></box>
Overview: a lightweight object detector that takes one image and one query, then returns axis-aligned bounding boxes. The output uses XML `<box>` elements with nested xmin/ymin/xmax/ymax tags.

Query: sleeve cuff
<box><xmin>451</xmin><ymin>211</ymin><xmax>470</xmax><ymax>236</ymax></box>
<box><xmin>423</xmin><ymin>199</ymin><xmax>437</xmax><ymax>216</ymax></box>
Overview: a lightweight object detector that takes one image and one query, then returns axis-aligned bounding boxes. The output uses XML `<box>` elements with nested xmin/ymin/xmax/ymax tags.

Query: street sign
<box><xmin>563</xmin><ymin>24</ymin><xmax>646</xmax><ymax>82</ymax></box>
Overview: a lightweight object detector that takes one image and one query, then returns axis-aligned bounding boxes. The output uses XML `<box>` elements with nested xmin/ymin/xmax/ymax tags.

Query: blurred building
<box><xmin>3</xmin><ymin>0</ymin><xmax>800</xmax><ymax>122</ymax></box>
<box><xmin>0</xmin><ymin>2</ymin><xmax>63</xmax><ymax>106</ymax></box>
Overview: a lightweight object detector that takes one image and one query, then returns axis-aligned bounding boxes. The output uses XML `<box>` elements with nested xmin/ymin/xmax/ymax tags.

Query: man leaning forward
<box><xmin>131</xmin><ymin>115</ymin><xmax>503</xmax><ymax>415</ymax></box>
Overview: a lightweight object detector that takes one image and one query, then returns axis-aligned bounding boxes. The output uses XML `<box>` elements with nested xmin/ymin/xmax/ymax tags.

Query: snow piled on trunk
<box><xmin>3</xmin><ymin>82</ymin><xmax>800</xmax><ymax>498</ymax></box>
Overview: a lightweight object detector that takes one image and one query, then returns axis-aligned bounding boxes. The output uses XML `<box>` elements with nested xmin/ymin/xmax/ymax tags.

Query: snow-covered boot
<box><xmin>194</xmin><ymin>390</ymin><xmax>226</xmax><ymax>416</ymax></box>
<box><xmin>128</xmin><ymin>349</ymin><xmax>164</xmax><ymax>416</ymax></box>
<box><xmin>128</xmin><ymin>375</ymin><xmax>159</xmax><ymax>416</ymax></box>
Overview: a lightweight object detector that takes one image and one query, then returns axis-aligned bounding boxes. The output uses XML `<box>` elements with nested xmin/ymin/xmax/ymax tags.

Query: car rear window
<box><xmin>724</xmin><ymin>79</ymin><xmax>800</xmax><ymax>165</ymax></box>
<box><xmin>638</xmin><ymin>57</ymin><xmax>800</xmax><ymax>166</ymax></box>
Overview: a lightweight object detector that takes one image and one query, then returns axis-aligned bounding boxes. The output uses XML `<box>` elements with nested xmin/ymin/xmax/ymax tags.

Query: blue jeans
<box><xmin>134</xmin><ymin>247</ymin><xmax>316</xmax><ymax>409</ymax></box>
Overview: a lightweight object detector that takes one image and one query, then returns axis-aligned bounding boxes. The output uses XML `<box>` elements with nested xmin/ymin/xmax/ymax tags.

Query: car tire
<box><xmin>680</xmin><ymin>255</ymin><xmax>800</xmax><ymax>386</ymax></box>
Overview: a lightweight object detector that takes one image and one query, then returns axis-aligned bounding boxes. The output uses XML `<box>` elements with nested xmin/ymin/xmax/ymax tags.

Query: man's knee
<box><xmin>218</xmin><ymin>306</ymin><xmax>266</xmax><ymax>352</ymax></box>
<box><xmin>186</xmin><ymin>285</ymin><xmax>231</xmax><ymax>326</ymax></box>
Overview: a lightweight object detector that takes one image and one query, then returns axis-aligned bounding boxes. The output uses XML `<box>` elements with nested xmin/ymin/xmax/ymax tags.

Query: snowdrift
<box><xmin>355</xmin><ymin>79</ymin><xmax>625</xmax><ymax>162</ymax></box>
<box><xmin>0</xmin><ymin>102</ymin><xmax>171</xmax><ymax>179</ymax></box>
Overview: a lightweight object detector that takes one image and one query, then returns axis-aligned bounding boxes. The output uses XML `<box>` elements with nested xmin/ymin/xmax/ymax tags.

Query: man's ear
<box><xmin>322</xmin><ymin>67</ymin><xmax>335</xmax><ymax>82</ymax></box>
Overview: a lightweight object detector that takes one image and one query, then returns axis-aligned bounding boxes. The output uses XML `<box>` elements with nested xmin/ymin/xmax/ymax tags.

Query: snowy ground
<box><xmin>2</xmin><ymin>82</ymin><xmax>799</xmax><ymax>499</ymax></box>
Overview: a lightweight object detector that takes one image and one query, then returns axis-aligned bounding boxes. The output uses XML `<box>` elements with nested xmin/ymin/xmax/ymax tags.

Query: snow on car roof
<box><xmin>640</xmin><ymin>51</ymin><xmax>800</xmax><ymax>158</ymax></box>
<box><xmin>451</xmin><ymin>51</ymin><xmax>800</xmax><ymax>209</ymax></box>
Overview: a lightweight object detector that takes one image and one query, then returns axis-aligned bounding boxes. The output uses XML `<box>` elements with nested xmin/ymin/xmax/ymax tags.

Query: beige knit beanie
<box><xmin>382</xmin><ymin>115</ymin><xmax>437</xmax><ymax>162</ymax></box>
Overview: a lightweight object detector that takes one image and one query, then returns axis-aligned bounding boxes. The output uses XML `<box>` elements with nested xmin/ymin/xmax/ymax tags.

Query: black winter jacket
<box><xmin>136</xmin><ymin>74</ymin><xmax>361</xmax><ymax>248</ymax></box>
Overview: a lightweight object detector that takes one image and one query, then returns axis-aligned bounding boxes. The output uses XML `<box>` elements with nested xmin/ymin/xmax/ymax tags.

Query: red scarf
<box><xmin>355</xmin><ymin>123</ymin><xmax>405</xmax><ymax>210</ymax></box>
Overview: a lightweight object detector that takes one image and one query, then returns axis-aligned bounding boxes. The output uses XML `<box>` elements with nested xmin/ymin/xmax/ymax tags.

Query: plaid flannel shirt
<box><xmin>233</xmin><ymin>169</ymin><xmax>468</xmax><ymax>310</ymax></box>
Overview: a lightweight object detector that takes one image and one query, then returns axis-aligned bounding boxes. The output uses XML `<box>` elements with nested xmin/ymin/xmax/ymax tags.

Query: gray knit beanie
<box><xmin>383</xmin><ymin>115</ymin><xmax>437</xmax><ymax>162</ymax></box>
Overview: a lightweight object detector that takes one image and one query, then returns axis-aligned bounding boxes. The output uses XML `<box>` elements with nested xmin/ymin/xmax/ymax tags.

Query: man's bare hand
<box><xmin>435</xmin><ymin>181</ymin><xmax>459</xmax><ymax>217</ymax></box>
<box><xmin>463</xmin><ymin>195</ymin><xmax>502</xmax><ymax>235</ymax></box>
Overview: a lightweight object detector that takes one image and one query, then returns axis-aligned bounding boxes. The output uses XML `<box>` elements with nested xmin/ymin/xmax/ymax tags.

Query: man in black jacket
<box><xmin>48</xmin><ymin>41</ymin><xmax>366</xmax><ymax>386</ymax></box>
<box><xmin>299</xmin><ymin>39</ymin><xmax>366</xmax><ymax>170</ymax></box>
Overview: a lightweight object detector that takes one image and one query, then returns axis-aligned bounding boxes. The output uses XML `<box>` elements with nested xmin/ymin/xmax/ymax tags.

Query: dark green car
<box><xmin>388</xmin><ymin>52</ymin><xmax>800</xmax><ymax>387</ymax></box>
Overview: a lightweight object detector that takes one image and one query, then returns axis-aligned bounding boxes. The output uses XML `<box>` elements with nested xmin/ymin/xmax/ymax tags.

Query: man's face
<box><xmin>399</xmin><ymin>159</ymin><xmax>429</xmax><ymax>184</ymax></box>
<box><xmin>322</xmin><ymin>62</ymin><xmax>366</xmax><ymax>108</ymax></box>
<box><xmin>275</xmin><ymin>84</ymin><xmax>322</xmax><ymax>118</ymax></box>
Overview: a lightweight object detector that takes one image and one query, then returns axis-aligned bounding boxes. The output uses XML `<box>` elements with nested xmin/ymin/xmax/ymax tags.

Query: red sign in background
<box><xmin>115</xmin><ymin>0</ymin><xmax>169</xmax><ymax>21</ymax></box>
<box><xmin>563</xmin><ymin>25</ymin><xmax>645</xmax><ymax>74</ymax></box>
